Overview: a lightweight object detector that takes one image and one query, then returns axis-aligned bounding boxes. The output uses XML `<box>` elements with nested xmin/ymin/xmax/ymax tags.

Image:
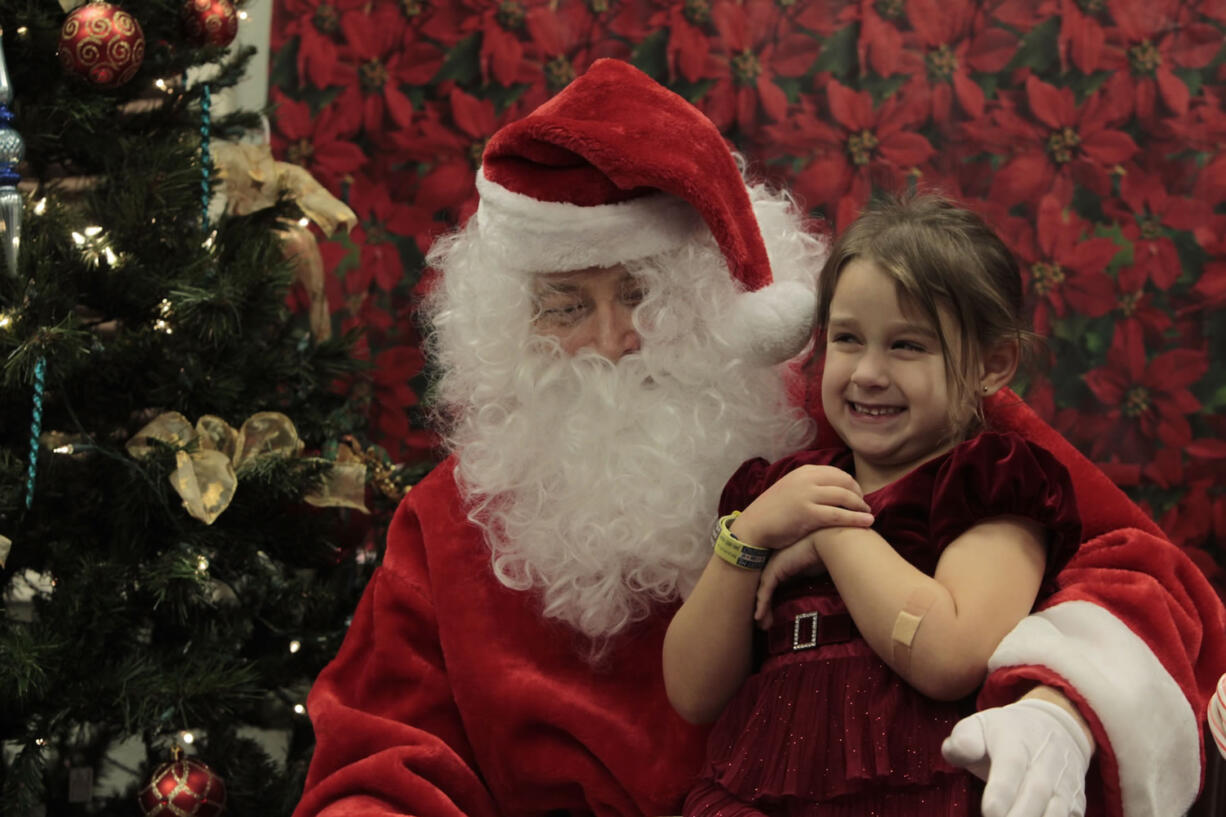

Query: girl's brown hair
<box><xmin>815</xmin><ymin>190</ymin><xmax>1038</xmax><ymax>426</ymax></box>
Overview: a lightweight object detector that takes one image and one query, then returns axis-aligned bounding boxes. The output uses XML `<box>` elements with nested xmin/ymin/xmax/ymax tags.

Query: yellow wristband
<box><xmin>711</xmin><ymin>511</ymin><xmax>771</xmax><ymax>570</ymax></box>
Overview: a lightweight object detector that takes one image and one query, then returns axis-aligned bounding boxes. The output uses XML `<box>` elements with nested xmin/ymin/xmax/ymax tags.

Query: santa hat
<box><xmin>475</xmin><ymin>58</ymin><xmax>815</xmax><ymax>364</ymax></box>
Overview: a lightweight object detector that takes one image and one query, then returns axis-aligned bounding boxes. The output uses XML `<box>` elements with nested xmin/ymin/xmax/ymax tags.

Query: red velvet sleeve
<box><xmin>929</xmin><ymin>432</ymin><xmax>1082</xmax><ymax>591</ymax></box>
<box><xmin>291</xmin><ymin>499</ymin><xmax>499</xmax><ymax>817</ymax></box>
<box><xmin>718</xmin><ymin>448</ymin><xmax>846</xmax><ymax>516</ymax></box>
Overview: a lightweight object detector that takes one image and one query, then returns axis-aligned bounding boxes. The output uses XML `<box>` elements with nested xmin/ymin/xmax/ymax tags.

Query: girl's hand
<box><xmin>731</xmin><ymin>465</ymin><xmax>874</xmax><ymax>550</ymax></box>
<box><xmin>754</xmin><ymin>536</ymin><xmax>826</xmax><ymax>628</ymax></box>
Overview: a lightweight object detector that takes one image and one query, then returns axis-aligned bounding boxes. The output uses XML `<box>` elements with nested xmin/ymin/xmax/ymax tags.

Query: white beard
<box><xmin>424</xmin><ymin>181</ymin><xmax>822</xmax><ymax>648</ymax></box>
<box><xmin>446</xmin><ymin>345</ymin><xmax>811</xmax><ymax>649</ymax></box>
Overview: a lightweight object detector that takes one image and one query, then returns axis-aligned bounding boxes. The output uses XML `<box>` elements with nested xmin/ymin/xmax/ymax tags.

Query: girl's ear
<box><xmin>980</xmin><ymin>339</ymin><xmax>1019</xmax><ymax>397</ymax></box>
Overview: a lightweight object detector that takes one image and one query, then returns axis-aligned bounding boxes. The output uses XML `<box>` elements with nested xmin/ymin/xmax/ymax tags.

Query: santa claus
<box><xmin>293</xmin><ymin>59</ymin><xmax>1225</xmax><ymax>817</ymax></box>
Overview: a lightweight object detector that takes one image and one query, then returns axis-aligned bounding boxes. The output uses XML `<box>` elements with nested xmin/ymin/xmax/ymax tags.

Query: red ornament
<box><xmin>181</xmin><ymin>0</ymin><xmax>239</xmax><ymax>47</ymax></box>
<box><xmin>57</xmin><ymin>1</ymin><xmax>145</xmax><ymax>88</ymax></box>
<box><xmin>136</xmin><ymin>751</ymin><xmax>227</xmax><ymax>817</ymax></box>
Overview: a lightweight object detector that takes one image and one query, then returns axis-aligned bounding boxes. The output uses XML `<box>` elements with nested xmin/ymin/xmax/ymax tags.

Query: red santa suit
<box><xmin>293</xmin><ymin>456</ymin><xmax>708</xmax><ymax>817</ymax></box>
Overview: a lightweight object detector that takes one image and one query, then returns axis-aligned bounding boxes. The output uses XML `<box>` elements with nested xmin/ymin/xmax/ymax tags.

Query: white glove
<box><xmin>942</xmin><ymin>698</ymin><xmax>1093</xmax><ymax>817</ymax></box>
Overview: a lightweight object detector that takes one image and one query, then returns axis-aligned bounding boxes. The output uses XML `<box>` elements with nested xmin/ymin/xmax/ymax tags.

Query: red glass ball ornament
<box><xmin>181</xmin><ymin>0</ymin><xmax>239</xmax><ymax>47</ymax></box>
<box><xmin>136</xmin><ymin>753</ymin><xmax>227</xmax><ymax>817</ymax></box>
<box><xmin>57</xmin><ymin>1</ymin><xmax>145</xmax><ymax>88</ymax></box>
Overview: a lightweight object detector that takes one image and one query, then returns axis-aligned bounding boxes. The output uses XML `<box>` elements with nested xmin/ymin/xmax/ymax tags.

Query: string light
<box><xmin>154</xmin><ymin>299</ymin><xmax>174</xmax><ymax>334</ymax></box>
<box><xmin>53</xmin><ymin>444</ymin><xmax>74</xmax><ymax>455</ymax></box>
<box><xmin>33</xmin><ymin>197</ymin><xmax>46</xmax><ymax>215</ymax></box>
<box><xmin>238</xmin><ymin>9</ymin><xmax>248</xmax><ymax>19</ymax></box>
<box><xmin>179</xmin><ymin>731</ymin><xmax>195</xmax><ymax>745</ymax></box>
<box><xmin>288</xmin><ymin>639</ymin><xmax>301</xmax><ymax>653</ymax></box>
<box><xmin>71</xmin><ymin>225</ymin><xmax>119</xmax><ymax>267</ymax></box>
<box><xmin>297</xmin><ymin>217</ymin><xmax>310</xmax><ymax>228</ymax></box>
<box><xmin>293</xmin><ymin>704</ymin><xmax>306</xmax><ymax>715</ymax></box>
<box><xmin>195</xmin><ymin>555</ymin><xmax>209</xmax><ymax>573</ymax></box>
<box><xmin>0</xmin><ymin>311</ymin><xmax>12</xmax><ymax>330</ymax></box>
<box><xmin>202</xmin><ymin>230</ymin><xmax>217</xmax><ymax>250</ymax></box>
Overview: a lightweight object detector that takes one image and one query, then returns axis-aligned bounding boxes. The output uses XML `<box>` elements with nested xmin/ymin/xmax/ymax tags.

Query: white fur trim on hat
<box><xmin>724</xmin><ymin>280</ymin><xmax>817</xmax><ymax>364</ymax></box>
<box><xmin>989</xmin><ymin>600</ymin><xmax>1200</xmax><ymax>817</ymax></box>
<box><xmin>475</xmin><ymin>171</ymin><xmax>704</xmax><ymax>273</ymax></box>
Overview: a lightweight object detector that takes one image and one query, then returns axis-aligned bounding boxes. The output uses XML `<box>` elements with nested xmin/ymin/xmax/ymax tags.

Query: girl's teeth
<box><xmin>853</xmin><ymin>403</ymin><xmax>901</xmax><ymax>416</ymax></box>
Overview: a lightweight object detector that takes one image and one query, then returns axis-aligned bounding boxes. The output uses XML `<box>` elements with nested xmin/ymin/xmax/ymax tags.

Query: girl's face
<box><xmin>820</xmin><ymin>258</ymin><xmax>972</xmax><ymax>492</ymax></box>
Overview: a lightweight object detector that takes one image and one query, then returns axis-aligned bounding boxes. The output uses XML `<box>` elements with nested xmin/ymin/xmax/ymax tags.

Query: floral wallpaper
<box><xmin>267</xmin><ymin>0</ymin><xmax>1226</xmax><ymax>591</ymax></box>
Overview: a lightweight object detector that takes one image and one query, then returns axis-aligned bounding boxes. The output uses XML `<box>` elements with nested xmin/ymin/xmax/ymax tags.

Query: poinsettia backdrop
<box><xmin>266</xmin><ymin>0</ymin><xmax>1226</xmax><ymax>591</ymax></box>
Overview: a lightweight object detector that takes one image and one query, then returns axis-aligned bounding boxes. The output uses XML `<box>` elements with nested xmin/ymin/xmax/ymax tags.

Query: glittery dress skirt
<box><xmin>683</xmin><ymin>587</ymin><xmax>980</xmax><ymax>817</ymax></box>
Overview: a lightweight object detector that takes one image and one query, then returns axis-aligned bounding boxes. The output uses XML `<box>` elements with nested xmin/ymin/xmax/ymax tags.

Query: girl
<box><xmin>662</xmin><ymin>192</ymin><xmax>1084</xmax><ymax>816</ymax></box>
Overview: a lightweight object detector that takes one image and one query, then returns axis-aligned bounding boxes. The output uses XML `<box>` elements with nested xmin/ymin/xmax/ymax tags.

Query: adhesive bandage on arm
<box><xmin>891</xmin><ymin>586</ymin><xmax>937</xmax><ymax>674</ymax></box>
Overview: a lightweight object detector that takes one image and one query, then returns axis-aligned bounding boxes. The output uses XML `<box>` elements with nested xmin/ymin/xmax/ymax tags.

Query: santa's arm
<box><xmin>975</xmin><ymin>527</ymin><xmax>1226</xmax><ymax>817</ymax></box>
<box><xmin>292</xmin><ymin>499</ymin><xmax>499</xmax><ymax>817</ymax></box>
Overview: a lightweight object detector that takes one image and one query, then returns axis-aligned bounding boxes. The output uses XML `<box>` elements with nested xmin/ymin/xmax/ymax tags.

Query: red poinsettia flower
<box><xmin>1160</xmin><ymin>482</ymin><xmax>1222</xmax><ymax>556</ymax></box>
<box><xmin>1106</xmin><ymin>169</ymin><xmax>1213</xmax><ymax>290</ymax></box>
<box><xmin>272</xmin><ymin>0</ymin><xmax>366</xmax><ymax>86</ymax></box>
<box><xmin>389</xmin><ymin>87</ymin><xmax>527</xmax><ymax>224</ymax></box>
<box><xmin>856</xmin><ymin>0</ymin><xmax>906</xmax><ymax>78</ymax></box>
<box><xmin>330</xmin><ymin>6</ymin><xmax>442</xmax><ymax>134</ymax></box>
<box><xmin>428</xmin><ymin>0</ymin><xmax>553</xmax><ymax>86</ymax></box>
<box><xmin>1163</xmin><ymin>93</ymin><xmax>1226</xmax><ymax>204</ymax></box>
<box><xmin>368</xmin><ymin>343</ymin><xmax>426</xmax><ymax>447</ymax></box>
<box><xmin>345</xmin><ymin>174</ymin><xmax>438</xmax><ymax>296</ymax></box>
<box><xmin>1101</xmin><ymin>0</ymin><xmax>1221</xmax><ymax>120</ymax></box>
<box><xmin>1005</xmin><ymin>193</ymin><xmax>1120</xmax><ymax>336</ymax></box>
<box><xmin>513</xmin><ymin>5</ymin><xmax>634</xmax><ymax>110</ymax></box>
<box><xmin>643</xmin><ymin>0</ymin><xmax>717</xmax><ymax>83</ymax></box>
<box><xmin>1109</xmin><ymin>262</ymin><xmax>1173</xmax><ymax>347</ymax></box>
<box><xmin>1082</xmin><ymin>321</ymin><xmax>1208</xmax><ymax>460</ymax></box>
<box><xmin>270</xmin><ymin>90</ymin><xmax>367</xmax><ymax>193</ymax></box>
<box><xmin>1051</xmin><ymin>0</ymin><xmax>1110</xmax><ymax>74</ymax></box>
<box><xmin>789</xmin><ymin>81</ymin><xmax>934</xmax><ymax>229</ymax></box>
<box><xmin>697</xmin><ymin>0</ymin><xmax>813</xmax><ymax>132</ymax></box>
<box><xmin>988</xmin><ymin>75</ymin><xmax>1137</xmax><ymax>205</ymax></box>
<box><xmin>1182</xmin><ymin>254</ymin><xmax>1226</xmax><ymax>317</ymax></box>
<box><xmin>903</xmin><ymin>0</ymin><xmax>1018</xmax><ymax>122</ymax></box>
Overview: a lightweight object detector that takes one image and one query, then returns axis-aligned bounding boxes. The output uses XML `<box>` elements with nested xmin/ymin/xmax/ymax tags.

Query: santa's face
<box><xmin>531</xmin><ymin>265</ymin><xmax>644</xmax><ymax>360</ymax></box>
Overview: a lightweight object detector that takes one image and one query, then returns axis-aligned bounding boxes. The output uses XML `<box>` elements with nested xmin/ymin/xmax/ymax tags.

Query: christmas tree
<box><xmin>0</xmin><ymin>1</ymin><xmax>386</xmax><ymax>814</ymax></box>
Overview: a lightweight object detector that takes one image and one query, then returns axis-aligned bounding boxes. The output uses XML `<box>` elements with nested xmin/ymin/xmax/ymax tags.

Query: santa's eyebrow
<box><xmin>534</xmin><ymin>280</ymin><xmax>581</xmax><ymax>295</ymax></box>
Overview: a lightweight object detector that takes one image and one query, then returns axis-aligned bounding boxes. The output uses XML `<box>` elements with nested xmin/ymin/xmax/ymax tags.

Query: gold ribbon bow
<box><xmin>126</xmin><ymin>411</ymin><xmax>368</xmax><ymax>524</ymax></box>
<box><xmin>213</xmin><ymin>141</ymin><xmax>357</xmax><ymax>341</ymax></box>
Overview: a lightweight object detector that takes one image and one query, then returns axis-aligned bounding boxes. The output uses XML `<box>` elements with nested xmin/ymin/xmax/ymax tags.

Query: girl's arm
<box><xmin>662</xmin><ymin>554</ymin><xmax>762</xmax><ymax>724</ymax></box>
<box><xmin>802</xmin><ymin>516</ymin><xmax>1046</xmax><ymax>700</ymax></box>
<box><xmin>663</xmin><ymin>465</ymin><xmax>874</xmax><ymax>724</ymax></box>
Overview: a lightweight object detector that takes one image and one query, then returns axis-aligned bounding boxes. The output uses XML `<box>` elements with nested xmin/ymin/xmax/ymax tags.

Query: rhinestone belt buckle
<box><xmin>792</xmin><ymin>610</ymin><xmax>820</xmax><ymax>650</ymax></box>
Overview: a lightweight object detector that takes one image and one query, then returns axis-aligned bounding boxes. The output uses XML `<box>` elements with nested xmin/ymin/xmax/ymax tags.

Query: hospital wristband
<box><xmin>711</xmin><ymin>511</ymin><xmax>771</xmax><ymax>570</ymax></box>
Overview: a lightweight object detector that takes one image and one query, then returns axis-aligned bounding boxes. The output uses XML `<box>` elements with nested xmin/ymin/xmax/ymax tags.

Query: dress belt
<box><xmin>766</xmin><ymin>609</ymin><xmax>857</xmax><ymax>655</ymax></box>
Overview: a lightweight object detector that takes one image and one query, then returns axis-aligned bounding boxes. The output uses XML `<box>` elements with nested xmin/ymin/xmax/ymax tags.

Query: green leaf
<box><xmin>267</xmin><ymin>36</ymin><xmax>301</xmax><ymax>91</ymax></box>
<box><xmin>863</xmin><ymin>74</ymin><xmax>908</xmax><ymax>105</ymax></box>
<box><xmin>1005</xmin><ymin>17</ymin><xmax>1059</xmax><ymax>74</ymax></box>
<box><xmin>631</xmin><ymin>29</ymin><xmax>669</xmax><ymax>80</ymax></box>
<box><xmin>814</xmin><ymin>25</ymin><xmax>859</xmax><ymax>79</ymax></box>
<box><xmin>1174</xmin><ymin>68</ymin><xmax>1203</xmax><ymax>99</ymax></box>
<box><xmin>669</xmin><ymin>77</ymin><xmax>718</xmax><ymax>104</ymax></box>
<box><xmin>434</xmin><ymin>33</ymin><xmax>482</xmax><ymax>85</ymax></box>
<box><xmin>1172</xmin><ymin>229</ymin><xmax>1208</xmax><ymax>287</ymax></box>
<box><xmin>1066</xmin><ymin>70</ymin><xmax>1111</xmax><ymax>102</ymax></box>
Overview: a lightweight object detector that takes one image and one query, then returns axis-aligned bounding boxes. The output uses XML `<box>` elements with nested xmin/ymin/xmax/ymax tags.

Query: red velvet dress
<box><xmin>685</xmin><ymin>431</ymin><xmax>1083</xmax><ymax>817</ymax></box>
